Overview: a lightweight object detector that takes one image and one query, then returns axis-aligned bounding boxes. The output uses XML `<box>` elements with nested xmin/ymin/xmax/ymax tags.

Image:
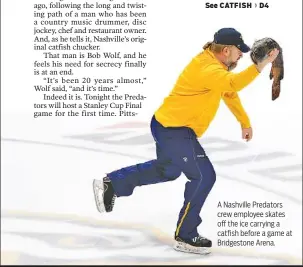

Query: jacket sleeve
<box><xmin>222</xmin><ymin>91</ymin><xmax>251</xmax><ymax>128</ymax></box>
<box><xmin>203</xmin><ymin>64</ymin><xmax>260</xmax><ymax>92</ymax></box>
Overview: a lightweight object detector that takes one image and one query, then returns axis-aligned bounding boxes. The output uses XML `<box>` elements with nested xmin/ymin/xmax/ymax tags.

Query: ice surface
<box><xmin>1</xmin><ymin>111</ymin><xmax>302</xmax><ymax>265</ymax></box>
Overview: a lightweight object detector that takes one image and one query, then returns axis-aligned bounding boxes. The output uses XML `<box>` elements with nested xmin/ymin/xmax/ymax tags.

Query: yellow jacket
<box><xmin>154</xmin><ymin>48</ymin><xmax>260</xmax><ymax>137</ymax></box>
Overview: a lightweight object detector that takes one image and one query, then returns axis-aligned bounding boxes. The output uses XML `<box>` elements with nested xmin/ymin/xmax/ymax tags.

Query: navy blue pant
<box><xmin>107</xmin><ymin>115</ymin><xmax>216</xmax><ymax>239</ymax></box>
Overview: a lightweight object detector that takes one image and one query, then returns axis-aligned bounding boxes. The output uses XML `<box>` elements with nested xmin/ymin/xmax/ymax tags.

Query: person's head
<box><xmin>203</xmin><ymin>28</ymin><xmax>250</xmax><ymax>70</ymax></box>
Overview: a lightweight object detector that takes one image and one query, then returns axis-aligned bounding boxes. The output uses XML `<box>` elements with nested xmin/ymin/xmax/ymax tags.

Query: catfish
<box><xmin>250</xmin><ymin>38</ymin><xmax>284</xmax><ymax>100</ymax></box>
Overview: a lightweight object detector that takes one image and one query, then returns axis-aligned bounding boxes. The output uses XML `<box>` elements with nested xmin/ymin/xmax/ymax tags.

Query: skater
<box><xmin>93</xmin><ymin>28</ymin><xmax>279</xmax><ymax>254</ymax></box>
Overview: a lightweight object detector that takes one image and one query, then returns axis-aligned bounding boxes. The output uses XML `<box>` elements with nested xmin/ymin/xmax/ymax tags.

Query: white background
<box><xmin>1</xmin><ymin>0</ymin><xmax>302</xmax><ymax>264</ymax></box>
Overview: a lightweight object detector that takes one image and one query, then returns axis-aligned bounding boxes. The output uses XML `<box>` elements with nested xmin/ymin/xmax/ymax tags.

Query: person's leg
<box><xmin>93</xmin><ymin>116</ymin><xmax>182</xmax><ymax>213</ymax></box>
<box><xmin>104</xmin><ymin>115</ymin><xmax>182</xmax><ymax>197</ymax></box>
<box><xmin>174</xmin><ymin>136</ymin><xmax>216</xmax><ymax>241</ymax></box>
<box><xmin>107</xmin><ymin>150</ymin><xmax>181</xmax><ymax>197</ymax></box>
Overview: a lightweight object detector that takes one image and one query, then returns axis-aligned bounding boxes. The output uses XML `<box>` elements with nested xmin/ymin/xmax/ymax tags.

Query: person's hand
<box><xmin>256</xmin><ymin>48</ymin><xmax>280</xmax><ymax>72</ymax></box>
<box><xmin>242</xmin><ymin>127</ymin><xmax>253</xmax><ymax>142</ymax></box>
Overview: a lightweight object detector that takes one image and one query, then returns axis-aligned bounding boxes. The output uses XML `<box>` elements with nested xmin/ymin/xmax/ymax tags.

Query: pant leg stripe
<box><xmin>175</xmin><ymin>202</ymin><xmax>191</xmax><ymax>236</ymax></box>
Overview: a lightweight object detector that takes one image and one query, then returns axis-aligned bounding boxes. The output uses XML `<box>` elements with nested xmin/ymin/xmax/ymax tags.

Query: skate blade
<box><xmin>92</xmin><ymin>179</ymin><xmax>106</xmax><ymax>213</ymax></box>
<box><xmin>173</xmin><ymin>241</ymin><xmax>211</xmax><ymax>255</ymax></box>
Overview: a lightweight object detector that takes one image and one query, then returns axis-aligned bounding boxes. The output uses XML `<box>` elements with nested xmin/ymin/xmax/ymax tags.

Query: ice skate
<box><xmin>93</xmin><ymin>177</ymin><xmax>116</xmax><ymax>213</ymax></box>
<box><xmin>173</xmin><ymin>235</ymin><xmax>212</xmax><ymax>255</ymax></box>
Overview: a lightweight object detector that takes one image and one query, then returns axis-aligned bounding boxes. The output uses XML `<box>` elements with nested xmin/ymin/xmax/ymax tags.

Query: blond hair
<box><xmin>203</xmin><ymin>41</ymin><xmax>233</xmax><ymax>53</ymax></box>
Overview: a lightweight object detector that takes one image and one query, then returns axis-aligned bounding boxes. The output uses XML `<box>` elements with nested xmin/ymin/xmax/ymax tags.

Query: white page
<box><xmin>1</xmin><ymin>0</ymin><xmax>302</xmax><ymax>264</ymax></box>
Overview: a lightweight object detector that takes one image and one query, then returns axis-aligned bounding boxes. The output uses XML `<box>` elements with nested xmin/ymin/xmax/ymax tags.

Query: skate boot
<box><xmin>93</xmin><ymin>176</ymin><xmax>116</xmax><ymax>213</ymax></box>
<box><xmin>173</xmin><ymin>234</ymin><xmax>212</xmax><ymax>255</ymax></box>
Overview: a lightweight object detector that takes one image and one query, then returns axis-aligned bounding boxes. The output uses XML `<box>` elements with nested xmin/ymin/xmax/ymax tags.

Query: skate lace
<box><xmin>192</xmin><ymin>235</ymin><xmax>207</xmax><ymax>243</ymax></box>
<box><xmin>103</xmin><ymin>177</ymin><xmax>117</xmax><ymax>209</ymax></box>
<box><xmin>111</xmin><ymin>194</ymin><xmax>117</xmax><ymax>207</ymax></box>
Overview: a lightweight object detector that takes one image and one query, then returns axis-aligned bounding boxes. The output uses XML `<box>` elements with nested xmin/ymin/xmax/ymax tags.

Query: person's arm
<box><xmin>202</xmin><ymin>48</ymin><xmax>280</xmax><ymax>93</ymax></box>
<box><xmin>203</xmin><ymin>64</ymin><xmax>260</xmax><ymax>93</ymax></box>
<box><xmin>222</xmin><ymin>91</ymin><xmax>251</xmax><ymax>128</ymax></box>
